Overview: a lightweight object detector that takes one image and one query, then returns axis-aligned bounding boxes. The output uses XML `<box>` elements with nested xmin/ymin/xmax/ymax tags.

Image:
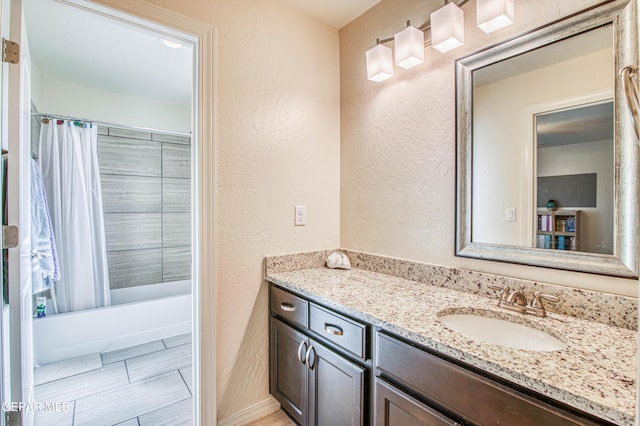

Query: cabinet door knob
<box><xmin>297</xmin><ymin>340</ymin><xmax>307</xmax><ymax>365</ymax></box>
<box><xmin>305</xmin><ymin>344</ymin><xmax>316</xmax><ymax>370</ymax></box>
<box><xmin>280</xmin><ymin>303</ymin><xmax>296</xmax><ymax>312</ymax></box>
<box><xmin>324</xmin><ymin>324</ymin><xmax>344</xmax><ymax>336</ymax></box>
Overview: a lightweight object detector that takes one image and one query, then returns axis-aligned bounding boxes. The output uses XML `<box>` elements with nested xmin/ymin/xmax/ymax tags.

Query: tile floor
<box><xmin>33</xmin><ymin>333</ymin><xmax>193</xmax><ymax>426</ymax></box>
<box><xmin>246</xmin><ymin>409</ymin><xmax>296</xmax><ymax>426</ymax></box>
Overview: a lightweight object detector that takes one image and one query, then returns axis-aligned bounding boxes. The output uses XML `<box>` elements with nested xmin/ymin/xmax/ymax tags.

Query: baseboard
<box><xmin>217</xmin><ymin>397</ymin><xmax>281</xmax><ymax>426</ymax></box>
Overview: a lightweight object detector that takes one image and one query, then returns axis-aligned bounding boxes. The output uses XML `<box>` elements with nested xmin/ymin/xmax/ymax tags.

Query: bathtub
<box><xmin>33</xmin><ymin>280</ymin><xmax>192</xmax><ymax>365</ymax></box>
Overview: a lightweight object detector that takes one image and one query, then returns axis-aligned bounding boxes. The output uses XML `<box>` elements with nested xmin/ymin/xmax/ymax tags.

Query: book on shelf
<box><xmin>557</xmin><ymin>235</ymin><xmax>565</xmax><ymax>250</ymax></box>
<box><xmin>538</xmin><ymin>214</ymin><xmax>552</xmax><ymax>232</ymax></box>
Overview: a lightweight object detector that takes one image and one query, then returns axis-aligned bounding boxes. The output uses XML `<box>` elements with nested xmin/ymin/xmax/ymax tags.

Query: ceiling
<box><xmin>23</xmin><ymin>0</ymin><xmax>378</xmax><ymax>112</ymax></box>
<box><xmin>537</xmin><ymin>101</ymin><xmax>614</xmax><ymax>148</ymax></box>
<box><xmin>23</xmin><ymin>0</ymin><xmax>194</xmax><ymax>109</ymax></box>
<box><xmin>277</xmin><ymin>0</ymin><xmax>380</xmax><ymax>29</ymax></box>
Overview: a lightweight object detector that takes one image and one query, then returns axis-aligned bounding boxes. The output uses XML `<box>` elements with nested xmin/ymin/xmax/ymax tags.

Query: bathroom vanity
<box><xmin>266</xmin><ymin>251</ymin><xmax>636</xmax><ymax>426</ymax></box>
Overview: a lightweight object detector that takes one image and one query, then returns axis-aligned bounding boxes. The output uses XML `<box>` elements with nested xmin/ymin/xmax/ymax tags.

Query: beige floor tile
<box><xmin>179</xmin><ymin>366</ymin><xmax>193</xmax><ymax>394</ymax></box>
<box><xmin>35</xmin><ymin>361</ymin><xmax>128</xmax><ymax>403</ymax></box>
<box><xmin>33</xmin><ymin>401</ymin><xmax>75</xmax><ymax>426</ymax></box>
<box><xmin>245</xmin><ymin>409</ymin><xmax>296</xmax><ymax>426</ymax></box>
<box><xmin>101</xmin><ymin>339</ymin><xmax>166</xmax><ymax>364</ymax></box>
<box><xmin>35</xmin><ymin>354</ymin><xmax>103</xmax><ymax>386</ymax></box>
<box><xmin>138</xmin><ymin>397</ymin><xmax>193</xmax><ymax>426</ymax></box>
<box><xmin>74</xmin><ymin>371</ymin><xmax>190</xmax><ymax>426</ymax></box>
<box><xmin>126</xmin><ymin>343</ymin><xmax>191</xmax><ymax>383</ymax></box>
<box><xmin>163</xmin><ymin>332</ymin><xmax>192</xmax><ymax>348</ymax></box>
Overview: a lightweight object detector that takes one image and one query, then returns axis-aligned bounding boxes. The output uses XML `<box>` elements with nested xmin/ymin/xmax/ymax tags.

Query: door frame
<box><xmin>43</xmin><ymin>0</ymin><xmax>216</xmax><ymax>423</ymax></box>
<box><xmin>521</xmin><ymin>88</ymin><xmax>614</xmax><ymax>248</ymax></box>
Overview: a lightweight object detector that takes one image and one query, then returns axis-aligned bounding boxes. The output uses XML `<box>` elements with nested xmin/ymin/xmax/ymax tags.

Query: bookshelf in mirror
<box><xmin>536</xmin><ymin>210</ymin><xmax>580</xmax><ymax>251</ymax></box>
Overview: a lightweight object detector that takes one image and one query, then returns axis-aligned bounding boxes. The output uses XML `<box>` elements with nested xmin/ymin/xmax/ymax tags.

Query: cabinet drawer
<box><xmin>271</xmin><ymin>286</ymin><xmax>309</xmax><ymax>329</ymax></box>
<box><xmin>374</xmin><ymin>378</ymin><xmax>459</xmax><ymax>426</ymax></box>
<box><xmin>376</xmin><ymin>332</ymin><xmax>603</xmax><ymax>426</ymax></box>
<box><xmin>310</xmin><ymin>303</ymin><xmax>366</xmax><ymax>359</ymax></box>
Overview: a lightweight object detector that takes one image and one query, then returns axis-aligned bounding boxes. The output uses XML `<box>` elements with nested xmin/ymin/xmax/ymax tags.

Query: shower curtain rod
<box><xmin>30</xmin><ymin>112</ymin><xmax>191</xmax><ymax>138</ymax></box>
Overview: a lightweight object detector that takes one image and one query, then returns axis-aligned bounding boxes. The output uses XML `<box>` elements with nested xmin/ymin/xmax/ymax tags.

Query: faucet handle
<box><xmin>532</xmin><ymin>292</ymin><xmax>559</xmax><ymax>302</ymax></box>
<box><xmin>488</xmin><ymin>284</ymin><xmax>510</xmax><ymax>304</ymax></box>
<box><xmin>530</xmin><ymin>292</ymin><xmax>559</xmax><ymax>309</ymax></box>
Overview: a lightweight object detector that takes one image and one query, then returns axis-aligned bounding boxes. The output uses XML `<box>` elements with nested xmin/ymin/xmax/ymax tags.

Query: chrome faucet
<box><xmin>488</xmin><ymin>285</ymin><xmax>559</xmax><ymax>317</ymax></box>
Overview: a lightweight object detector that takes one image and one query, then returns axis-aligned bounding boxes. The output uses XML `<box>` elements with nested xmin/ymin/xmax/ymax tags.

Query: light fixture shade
<box><xmin>431</xmin><ymin>2</ymin><xmax>464</xmax><ymax>53</ymax></box>
<box><xmin>476</xmin><ymin>0</ymin><xmax>514</xmax><ymax>33</ymax></box>
<box><xmin>366</xmin><ymin>44</ymin><xmax>393</xmax><ymax>82</ymax></box>
<box><xmin>394</xmin><ymin>25</ymin><xmax>424</xmax><ymax>69</ymax></box>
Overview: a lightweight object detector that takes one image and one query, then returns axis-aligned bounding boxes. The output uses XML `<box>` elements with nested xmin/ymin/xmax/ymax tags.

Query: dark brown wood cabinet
<box><xmin>374</xmin><ymin>378</ymin><xmax>459</xmax><ymax>426</ymax></box>
<box><xmin>269</xmin><ymin>285</ymin><xmax>367</xmax><ymax>426</ymax></box>
<box><xmin>269</xmin><ymin>284</ymin><xmax>611</xmax><ymax>426</ymax></box>
<box><xmin>270</xmin><ymin>317</ymin><xmax>308</xmax><ymax>425</ymax></box>
<box><xmin>307</xmin><ymin>338</ymin><xmax>365</xmax><ymax>425</ymax></box>
<box><xmin>375</xmin><ymin>331</ymin><xmax>609</xmax><ymax>426</ymax></box>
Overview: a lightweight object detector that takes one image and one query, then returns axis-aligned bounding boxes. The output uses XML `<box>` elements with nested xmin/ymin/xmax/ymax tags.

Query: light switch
<box><xmin>295</xmin><ymin>205</ymin><xmax>306</xmax><ymax>226</ymax></box>
<box><xmin>506</xmin><ymin>208</ymin><xmax>516</xmax><ymax>222</ymax></box>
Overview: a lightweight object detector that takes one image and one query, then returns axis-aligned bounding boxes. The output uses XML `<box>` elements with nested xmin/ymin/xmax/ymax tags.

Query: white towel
<box><xmin>30</xmin><ymin>159</ymin><xmax>59</xmax><ymax>294</ymax></box>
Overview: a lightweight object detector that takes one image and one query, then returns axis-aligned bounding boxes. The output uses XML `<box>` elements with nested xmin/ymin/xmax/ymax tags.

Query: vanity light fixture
<box><xmin>394</xmin><ymin>22</ymin><xmax>425</xmax><ymax>69</ymax></box>
<box><xmin>366</xmin><ymin>42</ymin><xmax>394</xmax><ymax>82</ymax></box>
<box><xmin>476</xmin><ymin>0</ymin><xmax>514</xmax><ymax>33</ymax></box>
<box><xmin>366</xmin><ymin>0</ymin><xmax>515</xmax><ymax>82</ymax></box>
<box><xmin>431</xmin><ymin>2</ymin><xmax>465</xmax><ymax>53</ymax></box>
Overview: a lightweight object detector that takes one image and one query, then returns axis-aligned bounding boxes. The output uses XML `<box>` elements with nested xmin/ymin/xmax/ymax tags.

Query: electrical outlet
<box><xmin>295</xmin><ymin>205</ymin><xmax>306</xmax><ymax>226</ymax></box>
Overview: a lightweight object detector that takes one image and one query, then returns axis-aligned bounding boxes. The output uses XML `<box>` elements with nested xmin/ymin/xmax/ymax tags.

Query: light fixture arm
<box><xmin>365</xmin><ymin>0</ymin><xmax>512</xmax><ymax>82</ymax></box>
<box><xmin>370</xmin><ymin>0</ymin><xmax>471</xmax><ymax>49</ymax></box>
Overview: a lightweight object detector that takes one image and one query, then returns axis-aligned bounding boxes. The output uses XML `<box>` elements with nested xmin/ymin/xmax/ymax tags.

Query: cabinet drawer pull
<box><xmin>324</xmin><ymin>324</ymin><xmax>344</xmax><ymax>336</ymax></box>
<box><xmin>305</xmin><ymin>344</ymin><xmax>316</xmax><ymax>369</ymax></box>
<box><xmin>297</xmin><ymin>340</ymin><xmax>307</xmax><ymax>365</ymax></box>
<box><xmin>280</xmin><ymin>303</ymin><xmax>296</xmax><ymax>312</ymax></box>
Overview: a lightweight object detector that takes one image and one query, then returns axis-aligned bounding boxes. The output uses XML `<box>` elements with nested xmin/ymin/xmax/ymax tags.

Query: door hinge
<box><xmin>2</xmin><ymin>225</ymin><xmax>19</xmax><ymax>249</ymax></box>
<box><xmin>2</xmin><ymin>38</ymin><xmax>19</xmax><ymax>64</ymax></box>
<box><xmin>4</xmin><ymin>410</ymin><xmax>21</xmax><ymax>426</ymax></box>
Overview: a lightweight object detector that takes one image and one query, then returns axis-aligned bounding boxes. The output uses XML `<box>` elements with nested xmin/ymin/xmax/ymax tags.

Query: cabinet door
<box><xmin>270</xmin><ymin>317</ymin><xmax>308</xmax><ymax>425</ymax></box>
<box><xmin>307</xmin><ymin>339</ymin><xmax>365</xmax><ymax>426</ymax></box>
<box><xmin>374</xmin><ymin>378</ymin><xmax>459</xmax><ymax>426</ymax></box>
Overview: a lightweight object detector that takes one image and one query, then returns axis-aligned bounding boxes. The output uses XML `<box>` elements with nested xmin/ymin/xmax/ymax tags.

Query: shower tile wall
<box><xmin>98</xmin><ymin>127</ymin><xmax>191</xmax><ymax>290</ymax></box>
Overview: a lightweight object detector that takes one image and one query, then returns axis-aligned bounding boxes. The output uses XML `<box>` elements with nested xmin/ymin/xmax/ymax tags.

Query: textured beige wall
<box><xmin>340</xmin><ymin>0</ymin><xmax>638</xmax><ymax>297</ymax></box>
<box><xmin>138</xmin><ymin>0</ymin><xmax>341</xmax><ymax>419</ymax></box>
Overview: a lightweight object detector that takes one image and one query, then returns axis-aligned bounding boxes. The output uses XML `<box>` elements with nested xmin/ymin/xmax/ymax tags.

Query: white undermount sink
<box><xmin>438</xmin><ymin>311</ymin><xmax>567</xmax><ymax>352</ymax></box>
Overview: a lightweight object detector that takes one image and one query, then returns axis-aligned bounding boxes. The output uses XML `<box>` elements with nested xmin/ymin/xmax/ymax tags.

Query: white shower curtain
<box><xmin>38</xmin><ymin>119</ymin><xmax>110</xmax><ymax>313</ymax></box>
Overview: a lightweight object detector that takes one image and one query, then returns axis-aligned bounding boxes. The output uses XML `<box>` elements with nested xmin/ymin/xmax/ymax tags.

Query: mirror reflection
<box><xmin>470</xmin><ymin>25</ymin><xmax>614</xmax><ymax>256</ymax></box>
<box><xmin>456</xmin><ymin>0</ymin><xmax>638</xmax><ymax>277</ymax></box>
<box><xmin>535</xmin><ymin>101</ymin><xmax>614</xmax><ymax>254</ymax></box>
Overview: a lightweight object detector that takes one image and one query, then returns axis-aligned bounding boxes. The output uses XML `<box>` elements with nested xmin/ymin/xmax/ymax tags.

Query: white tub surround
<box><xmin>265</xmin><ymin>250</ymin><xmax>637</xmax><ymax>425</ymax></box>
<box><xmin>33</xmin><ymin>281</ymin><xmax>192</xmax><ymax>365</ymax></box>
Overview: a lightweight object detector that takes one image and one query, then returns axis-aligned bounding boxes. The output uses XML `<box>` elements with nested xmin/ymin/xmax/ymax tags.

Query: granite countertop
<box><xmin>266</xmin><ymin>267</ymin><xmax>637</xmax><ymax>425</ymax></box>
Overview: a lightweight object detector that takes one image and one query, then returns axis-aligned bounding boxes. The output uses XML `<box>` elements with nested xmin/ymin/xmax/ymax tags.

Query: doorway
<box><xmin>0</xmin><ymin>0</ymin><xmax>210</xmax><ymax>424</ymax></box>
